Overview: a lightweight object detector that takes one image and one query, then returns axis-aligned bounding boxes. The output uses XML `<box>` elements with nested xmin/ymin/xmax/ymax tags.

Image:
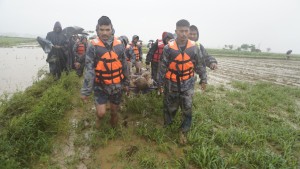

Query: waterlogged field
<box><xmin>0</xmin><ymin>47</ymin><xmax>48</xmax><ymax>95</ymax></box>
<box><xmin>0</xmin><ymin>36</ymin><xmax>36</xmax><ymax>47</ymax></box>
<box><xmin>208</xmin><ymin>57</ymin><xmax>300</xmax><ymax>87</ymax></box>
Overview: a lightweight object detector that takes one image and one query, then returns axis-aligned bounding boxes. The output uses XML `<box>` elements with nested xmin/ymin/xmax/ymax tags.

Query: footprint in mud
<box><xmin>125</xmin><ymin>145</ymin><xmax>139</xmax><ymax>158</ymax></box>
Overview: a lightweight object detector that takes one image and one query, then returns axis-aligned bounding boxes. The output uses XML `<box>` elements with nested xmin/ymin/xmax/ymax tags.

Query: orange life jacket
<box><xmin>132</xmin><ymin>45</ymin><xmax>140</xmax><ymax>61</ymax></box>
<box><xmin>76</xmin><ymin>43</ymin><xmax>85</xmax><ymax>56</ymax></box>
<box><xmin>165</xmin><ymin>40</ymin><xmax>195</xmax><ymax>82</ymax></box>
<box><xmin>91</xmin><ymin>37</ymin><xmax>124</xmax><ymax>85</ymax></box>
<box><xmin>153</xmin><ymin>39</ymin><xmax>164</xmax><ymax>62</ymax></box>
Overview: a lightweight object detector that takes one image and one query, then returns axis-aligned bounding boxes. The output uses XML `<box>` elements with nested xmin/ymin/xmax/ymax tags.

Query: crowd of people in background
<box><xmin>45</xmin><ymin>16</ymin><xmax>218</xmax><ymax>144</ymax></box>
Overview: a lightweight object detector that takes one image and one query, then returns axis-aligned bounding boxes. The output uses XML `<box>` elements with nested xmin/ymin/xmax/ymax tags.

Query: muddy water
<box><xmin>0</xmin><ymin>47</ymin><xmax>48</xmax><ymax>95</ymax></box>
<box><xmin>208</xmin><ymin>57</ymin><xmax>300</xmax><ymax>87</ymax></box>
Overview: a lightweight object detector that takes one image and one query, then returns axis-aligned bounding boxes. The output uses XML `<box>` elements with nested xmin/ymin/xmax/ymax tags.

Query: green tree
<box><xmin>241</xmin><ymin>44</ymin><xmax>249</xmax><ymax>51</ymax></box>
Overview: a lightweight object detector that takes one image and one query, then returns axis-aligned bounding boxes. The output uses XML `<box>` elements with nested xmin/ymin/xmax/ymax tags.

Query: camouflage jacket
<box><xmin>196</xmin><ymin>42</ymin><xmax>218</xmax><ymax>67</ymax></box>
<box><xmin>125</xmin><ymin>45</ymin><xmax>137</xmax><ymax>64</ymax></box>
<box><xmin>72</xmin><ymin>41</ymin><xmax>87</xmax><ymax>64</ymax></box>
<box><xmin>157</xmin><ymin>39</ymin><xmax>207</xmax><ymax>92</ymax></box>
<box><xmin>130</xmin><ymin>43</ymin><xmax>143</xmax><ymax>62</ymax></box>
<box><xmin>81</xmin><ymin>37</ymin><xmax>129</xmax><ymax>96</ymax></box>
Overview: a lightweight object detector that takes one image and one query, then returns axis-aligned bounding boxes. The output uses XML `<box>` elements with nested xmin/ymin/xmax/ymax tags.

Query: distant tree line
<box><xmin>223</xmin><ymin>44</ymin><xmax>272</xmax><ymax>53</ymax></box>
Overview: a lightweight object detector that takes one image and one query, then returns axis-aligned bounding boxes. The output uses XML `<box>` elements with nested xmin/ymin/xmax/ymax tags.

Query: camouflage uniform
<box><xmin>157</xmin><ymin>39</ymin><xmax>206</xmax><ymax>133</ymax></box>
<box><xmin>81</xmin><ymin>36</ymin><xmax>129</xmax><ymax>105</ymax></box>
<box><xmin>130</xmin><ymin>35</ymin><xmax>143</xmax><ymax>73</ymax></box>
<box><xmin>125</xmin><ymin>44</ymin><xmax>136</xmax><ymax>75</ymax></box>
<box><xmin>196</xmin><ymin>42</ymin><xmax>218</xmax><ymax>83</ymax></box>
<box><xmin>72</xmin><ymin>41</ymin><xmax>87</xmax><ymax>76</ymax></box>
<box><xmin>146</xmin><ymin>32</ymin><xmax>174</xmax><ymax>83</ymax></box>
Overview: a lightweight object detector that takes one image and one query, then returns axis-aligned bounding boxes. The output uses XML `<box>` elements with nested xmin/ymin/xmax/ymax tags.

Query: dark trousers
<box><xmin>163</xmin><ymin>88</ymin><xmax>194</xmax><ymax>132</ymax></box>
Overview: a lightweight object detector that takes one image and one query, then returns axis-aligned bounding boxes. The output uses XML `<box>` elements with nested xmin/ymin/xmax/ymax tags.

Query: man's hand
<box><xmin>209</xmin><ymin>63</ymin><xmax>218</xmax><ymax>70</ymax></box>
<box><xmin>81</xmin><ymin>95</ymin><xmax>89</xmax><ymax>103</ymax></box>
<box><xmin>74</xmin><ymin>62</ymin><xmax>81</xmax><ymax>69</ymax></box>
<box><xmin>158</xmin><ymin>86</ymin><xmax>164</xmax><ymax>95</ymax></box>
<box><xmin>200</xmin><ymin>83</ymin><xmax>206</xmax><ymax>91</ymax></box>
<box><xmin>123</xmin><ymin>86</ymin><xmax>130</xmax><ymax>96</ymax></box>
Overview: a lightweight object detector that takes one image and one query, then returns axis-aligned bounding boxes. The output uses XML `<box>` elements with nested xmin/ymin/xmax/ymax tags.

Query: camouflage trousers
<box><xmin>163</xmin><ymin>87</ymin><xmax>194</xmax><ymax>133</ymax></box>
<box><xmin>151</xmin><ymin>61</ymin><xmax>159</xmax><ymax>83</ymax></box>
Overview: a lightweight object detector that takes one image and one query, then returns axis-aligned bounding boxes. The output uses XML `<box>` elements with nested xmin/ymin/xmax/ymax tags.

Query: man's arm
<box><xmin>120</xmin><ymin>49</ymin><xmax>130</xmax><ymax>86</ymax></box>
<box><xmin>139</xmin><ymin>46</ymin><xmax>143</xmax><ymax>62</ymax></box>
<box><xmin>194</xmin><ymin>46</ymin><xmax>207</xmax><ymax>84</ymax></box>
<box><xmin>146</xmin><ymin>41</ymin><xmax>158</xmax><ymax>64</ymax></box>
<box><xmin>200</xmin><ymin>44</ymin><xmax>218</xmax><ymax>70</ymax></box>
<box><xmin>157</xmin><ymin>45</ymin><xmax>170</xmax><ymax>87</ymax></box>
<box><xmin>81</xmin><ymin>44</ymin><xmax>95</xmax><ymax>97</ymax></box>
<box><xmin>128</xmin><ymin>46</ymin><xmax>136</xmax><ymax>65</ymax></box>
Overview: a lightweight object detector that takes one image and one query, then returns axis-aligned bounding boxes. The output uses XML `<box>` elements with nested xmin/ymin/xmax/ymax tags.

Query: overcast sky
<box><xmin>0</xmin><ymin>0</ymin><xmax>299</xmax><ymax>53</ymax></box>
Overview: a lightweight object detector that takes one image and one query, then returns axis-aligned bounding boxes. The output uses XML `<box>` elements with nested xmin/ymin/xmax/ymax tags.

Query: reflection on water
<box><xmin>0</xmin><ymin>47</ymin><xmax>48</xmax><ymax>95</ymax></box>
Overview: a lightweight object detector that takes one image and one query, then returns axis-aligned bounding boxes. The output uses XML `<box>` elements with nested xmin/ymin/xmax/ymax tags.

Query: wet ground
<box><xmin>207</xmin><ymin>57</ymin><xmax>300</xmax><ymax>87</ymax></box>
<box><xmin>0</xmin><ymin>47</ymin><xmax>47</xmax><ymax>95</ymax></box>
<box><xmin>37</xmin><ymin>56</ymin><xmax>300</xmax><ymax>168</ymax></box>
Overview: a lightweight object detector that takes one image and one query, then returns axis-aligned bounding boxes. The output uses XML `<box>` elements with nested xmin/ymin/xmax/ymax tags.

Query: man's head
<box><xmin>162</xmin><ymin>32</ymin><xmax>174</xmax><ymax>45</ymax></box>
<box><xmin>81</xmin><ymin>36</ymin><xmax>87</xmax><ymax>43</ymax></box>
<box><xmin>188</xmin><ymin>25</ymin><xmax>199</xmax><ymax>41</ymax></box>
<box><xmin>175</xmin><ymin>19</ymin><xmax>190</xmax><ymax>43</ymax></box>
<box><xmin>119</xmin><ymin>35</ymin><xmax>129</xmax><ymax>46</ymax></box>
<box><xmin>97</xmin><ymin>16</ymin><xmax>113</xmax><ymax>41</ymax></box>
<box><xmin>132</xmin><ymin>35</ymin><xmax>139</xmax><ymax>44</ymax></box>
<box><xmin>53</xmin><ymin>21</ymin><xmax>62</xmax><ymax>33</ymax></box>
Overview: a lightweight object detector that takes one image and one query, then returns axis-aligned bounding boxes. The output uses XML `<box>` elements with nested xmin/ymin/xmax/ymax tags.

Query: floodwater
<box><xmin>0</xmin><ymin>47</ymin><xmax>48</xmax><ymax>95</ymax></box>
<box><xmin>208</xmin><ymin>57</ymin><xmax>300</xmax><ymax>87</ymax></box>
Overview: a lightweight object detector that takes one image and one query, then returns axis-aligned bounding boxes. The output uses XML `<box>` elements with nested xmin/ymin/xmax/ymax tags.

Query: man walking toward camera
<box><xmin>81</xmin><ymin>16</ymin><xmax>129</xmax><ymax>128</ymax></box>
<box><xmin>157</xmin><ymin>19</ymin><xmax>206</xmax><ymax>144</ymax></box>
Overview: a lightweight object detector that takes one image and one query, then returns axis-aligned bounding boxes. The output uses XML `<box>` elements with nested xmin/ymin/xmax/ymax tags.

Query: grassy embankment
<box><xmin>0</xmin><ymin>36</ymin><xmax>36</xmax><ymax>47</ymax></box>
<box><xmin>0</xmin><ymin>39</ymin><xmax>299</xmax><ymax>168</ymax></box>
<box><xmin>34</xmin><ymin>81</ymin><xmax>300</xmax><ymax>168</ymax></box>
<box><xmin>0</xmin><ymin>73</ymin><xmax>81</xmax><ymax>168</ymax></box>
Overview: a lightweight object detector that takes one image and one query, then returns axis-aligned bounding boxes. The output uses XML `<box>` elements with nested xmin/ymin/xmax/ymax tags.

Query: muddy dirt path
<box><xmin>207</xmin><ymin>57</ymin><xmax>300</xmax><ymax>87</ymax></box>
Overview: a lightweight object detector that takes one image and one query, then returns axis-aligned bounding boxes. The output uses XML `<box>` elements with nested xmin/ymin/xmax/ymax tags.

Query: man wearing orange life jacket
<box><xmin>146</xmin><ymin>32</ymin><xmax>174</xmax><ymax>84</ymax></box>
<box><xmin>157</xmin><ymin>19</ymin><xmax>206</xmax><ymax>144</ymax></box>
<box><xmin>131</xmin><ymin>35</ymin><xmax>143</xmax><ymax>74</ymax></box>
<box><xmin>81</xmin><ymin>16</ymin><xmax>129</xmax><ymax>128</ymax></box>
<box><xmin>119</xmin><ymin>35</ymin><xmax>136</xmax><ymax>75</ymax></box>
<box><xmin>73</xmin><ymin>36</ymin><xmax>88</xmax><ymax>76</ymax></box>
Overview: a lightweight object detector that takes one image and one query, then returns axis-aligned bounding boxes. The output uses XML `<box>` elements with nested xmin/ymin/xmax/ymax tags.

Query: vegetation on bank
<box><xmin>0</xmin><ymin>73</ymin><xmax>80</xmax><ymax>168</ymax></box>
<box><xmin>33</xmin><ymin>81</ymin><xmax>300</xmax><ymax>168</ymax></box>
<box><xmin>0</xmin><ymin>36</ymin><xmax>36</xmax><ymax>47</ymax></box>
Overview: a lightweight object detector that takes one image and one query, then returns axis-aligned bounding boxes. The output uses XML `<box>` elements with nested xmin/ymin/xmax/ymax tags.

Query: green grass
<box><xmin>3</xmin><ymin>71</ymin><xmax>299</xmax><ymax>168</ymax></box>
<box><xmin>0</xmin><ymin>36</ymin><xmax>36</xmax><ymax>47</ymax></box>
<box><xmin>0</xmin><ymin>72</ymin><xmax>80</xmax><ymax>168</ymax></box>
<box><xmin>116</xmin><ymin>82</ymin><xmax>300</xmax><ymax>168</ymax></box>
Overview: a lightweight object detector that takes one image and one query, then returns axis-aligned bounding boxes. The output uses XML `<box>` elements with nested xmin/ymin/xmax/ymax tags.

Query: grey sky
<box><xmin>0</xmin><ymin>0</ymin><xmax>299</xmax><ymax>53</ymax></box>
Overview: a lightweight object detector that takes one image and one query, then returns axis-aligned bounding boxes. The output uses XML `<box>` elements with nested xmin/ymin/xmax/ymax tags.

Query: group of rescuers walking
<box><xmin>47</xmin><ymin>16</ymin><xmax>218</xmax><ymax>144</ymax></box>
